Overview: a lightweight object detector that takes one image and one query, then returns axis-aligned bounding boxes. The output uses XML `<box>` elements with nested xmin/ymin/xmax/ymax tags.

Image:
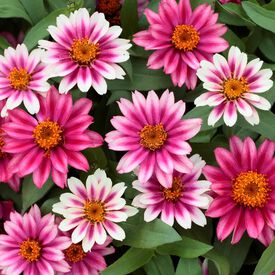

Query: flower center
<box><xmin>0</xmin><ymin>129</ymin><xmax>5</xmax><ymax>159</ymax></box>
<box><xmin>171</xmin><ymin>25</ymin><xmax>200</xmax><ymax>52</ymax></box>
<box><xmin>70</xmin><ymin>38</ymin><xmax>99</xmax><ymax>66</ymax></box>
<box><xmin>65</xmin><ymin>244</ymin><xmax>87</xmax><ymax>263</ymax></box>
<box><xmin>33</xmin><ymin>120</ymin><xmax>63</xmax><ymax>156</ymax></box>
<box><xmin>8</xmin><ymin>68</ymin><xmax>31</xmax><ymax>91</ymax></box>
<box><xmin>232</xmin><ymin>171</ymin><xmax>271</xmax><ymax>208</ymax></box>
<box><xmin>83</xmin><ymin>201</ymin><xmax>106</xmax><ymax>223</ymax></box>
<box><xmin>139</xmin><ymin>124</ymin><xmax>167</xmax><ymax>151</ymax></box>
<box><xmin>19</xmin><ymin>239</ymin><xmax>41</xmax><ymax>262</ymax></box>
<box><xmin>97</xmin><ymin>0</ymin><xmax>121</xmax><ymax>15</ymax></box>
<box><xmin>223</xmin><ymin>77</ymin><xmax>249</xmax><ymax>100</ymax></box>
<box><xmin>162</xmin><ymin>177</ymin><xmax>183</xmax><ymax>202</ymax></box>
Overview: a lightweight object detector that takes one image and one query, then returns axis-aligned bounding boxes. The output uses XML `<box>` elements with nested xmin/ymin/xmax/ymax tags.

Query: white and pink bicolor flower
<box><xmin>195</xmin><ymin>46</ymin><xmax>273</xmax><ymax>127</ymax></box>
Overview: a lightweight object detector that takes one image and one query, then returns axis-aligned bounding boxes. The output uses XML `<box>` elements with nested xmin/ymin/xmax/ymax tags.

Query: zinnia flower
<box><xmin>105</xmin><ymin>90</ymin><xmax>202</xmax><ymax>188</ymax></box>
<box><xmin>59</xmin><ymin>232</ymin><xmax>114</xmax><ymax>275</ymax></box>
<box><xmin>133</xmin><ymin>0</ymin><xmax>228</xmax><ymax>89</ymax></box>
<box><xmin>0</xmin><ymin>205</ymin><xmax>70</xmax><ymax>275</ymax></box>
<box><xmin>2</xmin><ymin>86</ymin><xmax>103</xmax><ymax>188</ymax></box>
<box><xmin>39</xmin><ymin>8</ymin><xmax>131</xmax><ymax>95</ymax></box>
<box><xmin>132</xmin><ymin>154</ymin><xmax>211</xmax><ymax>228</ymax></box>
<box><xmin>204</xmin><ymin>136</ymin><xmax>275</xmax><ymax>246</ymax></box>
<box><xmin>52</xmin><ymin>169</ymin><xmax>138</xmax><ymax>252</ymax></box>
<box><xmin>195</xmin><ymin>46</ymin><xmax>273</xmax><ymax>127</ymax></box>
<box><xmin>0</xmin><ymin>101</ymin><xmax>20</xmax><ymax>192</ymax></box>
<box><xmin>0</xmin><ymin>44</ymin><xmax>50</xmax><ymax>116</ymax></box>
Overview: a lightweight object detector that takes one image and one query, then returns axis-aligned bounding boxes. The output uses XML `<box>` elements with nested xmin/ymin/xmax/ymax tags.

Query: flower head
<box><xmin>133</xmin><ymin>155</ymin><xmax>211</xmax><ymax>228</ymax></box>
<box><xmin>204</xmin><ymin>136</ymin><xmax>275</xmax><ymax>245</ymax></box>
<box><xmin>0</xmin><ymin>205</ymin><xmax>71</xmax><ymax>275</ymax></box>
<box><xmin>2</xmin><ymin>86</ymin><xmax>103</xmax><ymax>188</ymax></box>
<box><xmin>58</xmin><ymin>233</ymin><xmax>114</xmax><ymax>275</ymax></box>
<box><xmin>133</xmin><ymin>0</ymin><xmax>228</xmax><ymax>89</ymax></box>
<box><xmin>52</xmin><ymin>169</ymin><xmax>138</xmax><ymax>252</ymax></box>
<box><xmin>105</xmin><ymin>90</ymin><xmax>202</xmax><ymax>188</ymax></box>
<box><xmin>0</xmin><ymin>44</ymin><xmax>50</xmax><ymax>116</ymax></box>
<box><xmin>195</xmin><ymin>46</ymin><xmax>273</xmax><ymax>127</ymax></box>
<box><xmin>39</xmin><ymin>8</ymin><xmax>131</xmax><ymax>95</ymax></box>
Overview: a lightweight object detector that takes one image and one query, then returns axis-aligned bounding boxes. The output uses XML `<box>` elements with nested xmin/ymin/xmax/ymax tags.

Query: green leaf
<box><xmin>0</xmin><ymin>0</ymin><xmax>32</xmax><ymax>24</ymax></box>
<box><xmin>144</xmin><ymin>255</ymin><xmax>175</xmax><ymax>275</ymax></box>
<box><xmin>107</xmin><ymin>90</ymin><xmax>132</xmax><ymax>105</ymax></box>
<box><xmin>242</xmin><ymin>1</ymin><xmax>275</xmax><ymax>34</ymax></box>
<box><xmin>107</xmin><ymin>58</ymin><xmax>173</xmax><ymax>91</ymax></box>
<box><xmin>190</xmin><ymin>129</ymin><xmax>217</xmax><ymax>143</ymax></box>
<box><xmin>223</xmin><ymin>29</ymin><xmax>245</xmax><ymax>51</ymax></box>
<box><xmin>253</xmin><ymin>240</ymin><xmax>275</xmax><ymax>275</ymax></box>
<box><xmin>183</xmin><ymin>106</ymin><xmax>223</xmax><ymax>131</ymax></box>
<box><xmin>101</xmin><ymin>247</ymin><xmax>154</xmax><ymax>275</ymax></box>
<box><xmin>120</xmin><ymin>59</ymin><xmax>133</xmax><ymax>81</ymax></box>
<box><xmin>0</xmin><ymin>184</ymin><xmax>22</xmax><ymax>209</ymax></box>
<box><xmin>20</xmin><ymin>0</ymin><xmax>47</xmax><ymax>24</ymax></box>
<box><xmin>120</xmin><ymin>213</ymin><xmax>182</xmax><ymax>249</ymax></box>
<box><xmin>214</xmin><ymin>236</ymin><xmax>252</xmax><ymax>275</ymax></box>
<box><xmin>157</xmin><ymin>237</ymin><xmax>213</xmax><ymax>258</ymax></box>
<box><xmin>204</xmin><ymin>250</ymin><xmax>230</xmax><ymax>275</ymax></box>
<box><xmin>259</xmin><ymin>32</ymin><xmax>275</xmax><ymax>62</ymax></box>
<box><xmin>0</xmin><ymin>37</ymin><xmax>9</xmax><ymax>50</ymax></box>
<box><xmin>46</xmin><ymin>0</ymin><xmax>67</xmax><ymax>10</ymax></box>
<box><xmin>175</xmin><ymin>258</ymin><xmax>202</xmax><ymax>275</ymax></box>
<box><xmin>24</xmin><ymin>8</ymin><xmax>68</xmax><ymax>50</ymax></box>
<box><xmin>237</xmin><ymin>110</ymin><xmax>275</xmax><ymax>140</ymax></box>
<box><xmin>40</xmin><ymin>197</ymin><xmax>60</xmax><ymax>214</ymax></box>
<box><xmin>22</xmin><ymin>176</ymin><xmax>54</xmax><ymax>212</ymax></box>
<box><xmin>121</xmin><ymin>0</ymin><xmax>139</xmax><ymax>38</ymax></box>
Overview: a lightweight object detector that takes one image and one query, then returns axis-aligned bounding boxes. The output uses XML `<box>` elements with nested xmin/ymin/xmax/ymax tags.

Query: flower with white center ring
<box><xmin>195</xmin><ymin>46</ymin><xmax>273</xmax><ymax>127</ymax></box>
<box><xmin>53</xmin><ymin>169</ymin><xmax>138</xmax><ymax>252</ymax></box>
<box><xmin>39</xmin><ymin>8</ymin><xmax>131</xmax><ymax>95</ymax></box>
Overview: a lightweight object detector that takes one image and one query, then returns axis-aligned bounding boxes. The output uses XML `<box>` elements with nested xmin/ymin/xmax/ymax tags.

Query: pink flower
<box><xmin>204</xmin><ymin>136</ymin><xmax>275</xmax><ymax>246</ymax></box>
<box><xmin>0</xmin><ymin>205</ymin><xmax>71</xmax><ymax>275</ymax></box>
<box><xmin>105</xmin><ymin>90</ymin><xmax>202</xmax><ymax>188</ymax></box>
<box><xmin>39</xmin><ymin>8</ymin><xmax>131</xmax><ymax>95</ymax></box>
<box><xmin>132</xmin><ymin>155</ymin><xmax>211</xmax><ymax>227</ymax></box>
<box><xmin>195</xmin><ymin>46</ymin><xmax>272</xmax><ymax>127</ymax></box>
<box><xmin>0</xmin><ymin>101</ymin><xmax>21</xmax><ymax>192</ymax></box>
<box><xmin>0</xmin><ymin>44</ymin><xmax>50</xmax><ymax>116</ymax></box>
<box><xmin>2</xmin><ymin>86</ymin><xmax>103</xmax><ymax>188</ymax></box>
<box><xmin>137</xmin><ymin>0</ymin><xmax>149</xmax><ymax>17</ymax></box>
<box><xmin>0</xmin><ymin>201</ymin><xmax>13</xmax><ymax>221</ymax></box>
<box><xmin>53</xmin><ymin>169</ymin><xmax>138</xmax><ymax>252</ymax></box>
<box><xmin>220</xmin><ymin>0</ymin><xmax>241</xmax><ymax>4</ymax></box>
<box><xmin>133</xmin><ymin>0</ymin><xmax>228</xmax><ymax>89</ymax></box>
<box><xmin>58</xmin><ymin>232</ymin><xmax>114</xmax><ymax>275</ymax></box>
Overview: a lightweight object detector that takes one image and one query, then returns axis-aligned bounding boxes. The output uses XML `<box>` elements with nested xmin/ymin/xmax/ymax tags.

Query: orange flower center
<box><xmin>232</xmin><ymin>171</ymin><xmax>271</xmax><ymax>208</ymax></box>
<box><xmin>65</xmin><ymin>243</ymin><xmax>87</xmax><ymax>263</ymax></box>
<box><xmin>139</xmin><ymin>124</ymin><xmax>167</xmax><ymax>151</ymax></box>
<box><xmin>70</xmin><ymin>38</ymin><xmax>99</xmax><ymax>66</ymax></box>
<box><xmin>162</xmin><ymin>177</ymin><xmax>183</xmax><ymax>202</ymax></box>
<box><xmin>0</xmin><ymin>129</ymin><xmax>5</xmax><ymax>159</ymax></box>
<box><xmin>223</xmin><ymin>77</ymin><xmax>249</xmax><ymax>100</ymax></box>
<box><xmin>84</xmin><ymin>201</ymin><xmax>106</xmax><ymax>223</ymax></box>
<box><xmin>97</xmin><ymin>0</ymin><xmax>121</xmax><ymax>15</ymax></box>
<box><xmin>171</xmin><ymin>25</ymin><xmax>200</xmax><ymax>52</ymax></box>
<box><xmin>8</xmin><ymin>68</ymin><xmax>31</xmax><ymax>91</ymax></box>
<box><xmin>33</xmin><ymin>120</ymin><xmax>63</xmax><ymax>156</ymax></box>
<box><xmin>19</xmin><ymin>239</ymin><xmax>41</xmax><ymax>262</ymax></box>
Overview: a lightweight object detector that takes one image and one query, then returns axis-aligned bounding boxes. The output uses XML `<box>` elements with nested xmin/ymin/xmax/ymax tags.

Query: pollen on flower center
<box><xmin>139</xmin><ymin>124</ymin><xmax>167</xmax><ymax>151</ymax></box>
<box><xmin>0</xmin><ymin>130</ymin><xmax>5</xmax><ymax>159</ymax></box>
<box><xmin>84</xmin><ymin>201</ymin><xmax>106</xmax><ymax>223</ymax></box>
<box><xmin>97</xmin><ymin>0</ymin><xmax>121</xmax><ymax>15</ymax></box>
<box><xmin>65</xmin><ymin>243</ymin><xmax>87</xmax><ymax>263</ymax></box>
<box><xmin>19</xmin><ymin>239</ymin><xmax>41</xmax><ymax>262</ymax></box>
<box><xmin>223</xmin><ymin>77</ymin><xmax>249</xmax><ymax>100</ymax></box>
<box><xmin>232</xmin><ymin>171</ymin><xmax>271</xmax><ymax>208</ymax></box>
<box><xmin>70</xmin><ymin>38</ymin><xmax>99</xmax><ymax>66</ymax></box>
<box><xmin>33</xmin><ymin>120</ymin><xmax>63</xmax><ymax>155</ymax></box>
<box><xmin>162</xmin><ymin>177</ymin><xmax>183</xmax><ymax>202</ymax></box>
<box><xmin>171</xmin><ymin>25</ymin><xmax>200</xmax><ymax>52</ymax></box>
<box><xmin>8</xmin><ymin>68</ymin><xmax>31</xmax><ymax>91</ymax></box>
